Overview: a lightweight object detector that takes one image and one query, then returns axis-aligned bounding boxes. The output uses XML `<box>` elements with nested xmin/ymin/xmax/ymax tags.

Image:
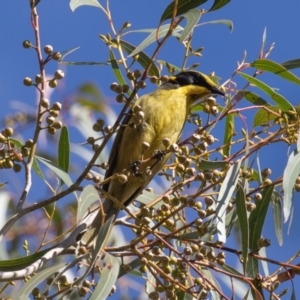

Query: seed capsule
<box><xmin>44</xmin><ymin>45</ymin><xmax>53</xmax><ymax>54</ymax></box>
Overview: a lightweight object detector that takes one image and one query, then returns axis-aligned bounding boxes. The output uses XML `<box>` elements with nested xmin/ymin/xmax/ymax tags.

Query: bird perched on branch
<box><xmin>81</xmin><ymin>70</ymin><xmax>225</xmax><ymax>245</ymax></box>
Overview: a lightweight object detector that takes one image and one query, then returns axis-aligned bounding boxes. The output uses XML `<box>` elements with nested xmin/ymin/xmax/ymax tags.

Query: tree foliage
<box><xmin>1</xmin><ymin>0</ymin><xmax>300</xmax><ymax>299</ymax></box>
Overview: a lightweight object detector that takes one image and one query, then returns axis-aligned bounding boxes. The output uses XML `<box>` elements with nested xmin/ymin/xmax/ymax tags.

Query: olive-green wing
<box><xmin>102</xmin><ymin>111</ymin><xmax>133</xmax><ymax>192</ymax></box>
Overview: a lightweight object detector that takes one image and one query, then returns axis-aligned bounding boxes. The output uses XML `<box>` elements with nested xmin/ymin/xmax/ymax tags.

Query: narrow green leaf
<box><xmin>247</xmin><ymin>185</ymin><xmax>273</xmax><ymax>297</ymax></box>
<box><xmin>128</xmin><ymin>269</ymin><xmax>143</xmax><ymax>277</ymax></box>
<box><xmin>180</xmin><ymin>9</ymin><xmax>201</xmax><ymax>42</ymax></box>
<box><xmin>177</xmin><ymin>230</ymin><xmax>199</xmax><ymax>240</ymax></box>
<box><xmin>58</xmin><ymin>126</ymin><xmax>69</xmax><ymax>174</ymax></box>
<box><xmin>31</xmin><ymin>156</ymin><xmax>44</xmax><ymax>180</ymax></box>
<box><xmin>109</xmin><ymin>50</ymin><xmax>126</xmax><ymax>86</ymax></box>
<box><xmin>236</xmin><ymin>186</ymin><xmax>249</xmax><ymax>272</ymax></box>
<box><xmin>60</xmin><ymin>47</ymin><xmax>80</xmax><ymax>61</ymax></box>
<box><xmin>253</xmin><ymin>106</ymin><xmax>279</xmax><ymax>128</ymax></box>
<box><xmin>249</xmin><ymin>185</ymin><xmax>274</xmax><ymax>251</ymax></box>
<box><xmin>183</xmin><ymin>293</ymin><xmax>195</xmax><ymax>300</ymax></box>
<box><xmin>201</xmin><ymin>268</ymin><xmax>223</xmax><ymax>299</ymax></box>
<box><xmin>281</xmin><ymin>58</ymin><xmax>300</xmax><ymax>70</ymax></box>
<box><xmin>129</xmin><ymin>24</ymin><xmax>183</xmax><ymax>57</ymax></box>
<box><xmin>157</xmin><ymin>60</ymin><xmax>182</xmax><ymax>73</ymax></box>
<box><xmin>32</xmin><ymin>157</ymin><xmax>47</xmax><ymax>182</ymax></box>
<box><xmin>60</xmin><ymin>61</ymin><xmax>108</xmax><ymax>65</ymax></box>
<box><xmin>9</xmin><ymin>138</ymin><xmax>23</xmax><ymax>148</ymax></box>
<box><xmin>251</xmin><ymin>59</ymin><xmax>300</xmax><ymax>85</ymax></box>
<box><xmin>118</xmin><ymin>257</ymin><xmax>141</xmax><ymax>278</ymax></box>
<box><xmin>135</xmin><ymin>190</ymin><xmax>161</xmax><ymax>209</ymax></box>
<box><xmin>259</xmin><ymin>246</ymin><xmax>269</xmax><ymax>277</ymax></box>
<box><xmin>261</xmin><ymin>27</ymin><xmax>267</xmax><ymax>55</ymax></box>
<box><xmin>176</xmin><ymin>291</ymin><xmax>186</xmax><ymax>300</ymax></box>
<box><xmin>80</xmin><ymin>216</ymin><xmax>115</xmax><ymax>289</ymax></box>
<box><xmin>116</xmin><ymin>39</ymin><xmax>160</xmax><ymax>77</ymax></box>
<box><xmin>90</xmin><ymin>253</ymin><xmax>120</xmax><ymax>300</ymax></box>
<box><xmin>77</xmin><ymin>185</ymin><xmax>100</xmax><ymax>222</ymax></box>
<box><xmin>35</xmin><ymin>156</ymin><xmax>77</xmax><ymax>201</ymax></box>
<box><xmin>70</xmin><ymin>0</ymin><xmax>103</xmax><ymax>11</ymax></box>
<box><xmin>247</xmin><ymin>256</ymin><xmax>259</xmax><ymax>285</ymax></box>
<box><xmin>215</xmin><ymin>160</ymin><xmax>242</xmax><ymax>243</ymax></box>
<box><xmin>0</xmin><ymin>247</ymin><xmax>54</xmax><ymax>271</ymax></box>
<box><xmin>223</xmin><ymin>113</ymin><xmax>234</xmax><ymax>157</ymax></box>
<box><xmin>199</xmin><ymin>19</ymin><xmax>233</xmax><ymax>32</ymax></box>
<box><xmin>199</xmin><ymin>159</ymin><xmax>229</xmax><ymax>170</ymax></box>
<box><xmin>16</xmin><ymin>263</ymin><xmax>66</xmax><ymax>298</ymax></box>
<box><xmin>93</xmin><ymin>215</ymin><xmax>114</xmax><ymax>254</ymax></box>
<box><xmin>282</xmin><ymin>147</ymin><xmax>300</xmax><ymax>222</ymax></box>
<box><xmin>224</xmin><ymin>206</ymin><xmax>237</xmax><ymax>234</ymax></box>
<box><xmin>160</xmin><ymin>0</ymin><xmax>207</xmax><ymax>22</ymax></box>
<box><xmin>209</xmin><ymin>0</ymin><xmax>231</xmax><ymax>11</ymax></box>
<box><xmin>238</xmin><ymin>72</ymin><xmax>293</xmax><ymax>111</ymax></box>
<box><xmin>220</xmin><ymin>264</ymin><xmax>244</xmax><ymax>277</ymax></box>
<box><xmin>243</xmin><ymin>91</ymin><xmax>270</xmax><ymax>106</ymax></box>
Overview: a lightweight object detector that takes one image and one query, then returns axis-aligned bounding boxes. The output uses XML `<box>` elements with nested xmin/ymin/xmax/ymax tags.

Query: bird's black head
<box><xmin>168</xmin><ymin>70</ymin><xmax>224</xmax><ymax>96</ymax></box>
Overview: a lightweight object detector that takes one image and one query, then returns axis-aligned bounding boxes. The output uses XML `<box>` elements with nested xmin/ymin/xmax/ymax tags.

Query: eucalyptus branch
<box><xmin>17</xmin><ymin>5</ymin><xmax>46</xmax><ymax>211</ymax></box>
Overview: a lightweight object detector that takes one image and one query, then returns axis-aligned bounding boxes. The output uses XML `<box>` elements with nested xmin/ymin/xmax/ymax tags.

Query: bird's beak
<box><xmin>211</xmin><ymin>86</ymin><xmax>225</xmax><ymax>97</ymax></box>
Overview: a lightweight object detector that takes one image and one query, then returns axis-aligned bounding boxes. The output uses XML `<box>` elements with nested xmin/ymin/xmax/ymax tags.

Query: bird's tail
<box><xmin>81</xmin><ymin>199</ymin><xmax>120</xmax><ymax>246</ymax></box>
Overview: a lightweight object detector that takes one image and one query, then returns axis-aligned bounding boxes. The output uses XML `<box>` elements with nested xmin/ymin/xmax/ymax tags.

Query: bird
<box><xmin>81</xmin><ymin>70</ymin><xmax>225</xmax><ymax>245</ymax></box>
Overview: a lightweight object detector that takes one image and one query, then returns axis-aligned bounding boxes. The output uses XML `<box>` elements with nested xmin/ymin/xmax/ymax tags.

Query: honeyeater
<box><xmin>81</xmin><ymin>70</ymin><xmax>225</xmax><ymax>245</ymax></box>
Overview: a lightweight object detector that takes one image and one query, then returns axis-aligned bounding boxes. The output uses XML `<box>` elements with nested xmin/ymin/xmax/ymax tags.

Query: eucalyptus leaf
<box><xmin>58</xmin><ymin>126</ymin><xmax>70</xmax><ymax>174</ymax></box>
<box><xmin>209</xmin><ymin>0</ymin><xmax>231</xmax><ymax>11</ymax></box>
<box><xmin>160</xmin><ymin>0</ymin><xmax>207</xmax><ymax>22</ymax></box>
<box><xmin>236</xmin><ymin>186</ymin><xmax>249</xmax><ymax>271</ymax></box>
<box><xmin>252</xmin><ymin>106</ymin><xmax>279</xmax><ymax>127</ymax></box>
<box><xmin>251</xmin><ymin>59</ymin><xmax>300</xmax><ymax>85</ymax></box>
<box><xmin>116</xmin><ymin>39</ymin><xmax>160</xmax><ymax>77</ymax></box>
<box><xmin>238</xmin><ymin>72</ymin><xmax>293</xmax><ymax>111</ymax></box>
<box><xmin>198</xmin><ymin>19</ymin><xmax>233</xmax><ymax>31</ymax></box>
<box><xmin>15</xmin><ymin>263</ymin><xmax>66</xmax><ymax>298</ymax></box>
<box><xmin>157</xmin><ymin>60</ymin><xmax>182</xmax><ymax>73</ymax></box>
<box><xmin>60</xmin><ymin>46</ymin><xmax>80</xmax><ymax>61</ymax></box>
<box><xmin>70</xmin><ymin>0</ymin><xmax>104</xmax><ymax>11</ymax></box>
<box><xmin>60</xmin><ymin>61</ymin><xmax>108</xmax><ymax>66</ymax></box>
<box><xmin>129</xmin><ymin>24</ymin><xmax>184</xmax><ymax>57</ymax></box>
<box><xmin>77</xmin><ymin>184</ymin><xmax>100</xmax><ymax>222</ymax></box>
<box><xmin>215</xmin><ymin>160</ymin><xmax>242</xmax><ymax>243</ymax></box>
<box><xmin>109</xmin><ymin>50</ymin><xmax>126</xmax><ymax>86</ymax></box>
<box><xmin>90</xmin><ymin>254</ymin><xmax>120</xmax><ymax>300</ymax></box>
<box><xmin>199</xmin><ymin>159</ymin><xmax>229</xmax><ymax>170</ymax></box>
<box><xmin>35</xmin><ymin>156</ymin><xmax>73</xmax><ymax>188</ymax></box>
<box><xmin>249</xmin><ymin>185</ymin><xmax>273</xmax><ymax>251</ymax></box>
<box><xmin>243</xmin><ymin>91</ymin><xmax>270</xmax><ymax>106</ymax></box>
<box><xmin>223</xmin><ymin>113</ymin><xmax>234</xmax><ymax>158</ymax></box>
<box><xmin>180</xmin><ymin>9</ymin><xmax>201</xmax><ymax>42</ymax></box>
<box><xmin>281</xmin><ymin>58</ymin><xmax>300</xmax><ymax>70</ymax></box>
<box><xmin>282</xmin><ymin>147</ymin><xmax>300</xmax><ymax>222</ymax></box>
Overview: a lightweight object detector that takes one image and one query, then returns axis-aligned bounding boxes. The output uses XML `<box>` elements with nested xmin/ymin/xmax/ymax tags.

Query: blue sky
<box><xmin>1</xmin><ymin>0</ymin><xmax>300</xmax><ymax>299</ymax></box>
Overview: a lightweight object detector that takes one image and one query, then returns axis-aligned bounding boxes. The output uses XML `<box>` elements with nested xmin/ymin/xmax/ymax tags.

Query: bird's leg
<box><xmin>150</xmin><ymin>149</ymin><xmax>165</xmax><ymax>170</ymax></box>
<box><xmin>131</xmin><ymin>150</ymin><xmax>165</xmax><ymax>176</ymax></box>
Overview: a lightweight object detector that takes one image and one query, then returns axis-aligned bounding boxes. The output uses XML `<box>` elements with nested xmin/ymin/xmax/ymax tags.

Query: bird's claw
<box><xmin>131</xmin><ymin>160</ymin><xmax>142</xmax><ymax>176</ymax></box>
<box><xmin>154</xmin><ymin>150</ymin><xmax>165</xmax><ymax>161</ymax></box>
